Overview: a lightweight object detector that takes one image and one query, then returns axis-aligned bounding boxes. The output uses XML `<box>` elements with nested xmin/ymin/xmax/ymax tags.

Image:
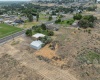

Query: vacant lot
<box><xmin>56</xmin><ymin>25</ymin><xmax>100</xmax><ymax>80</ymax></box>
<box><xmin>0</xmin><ymin>23</ymin><xmax>22</xmax><ymax>38</ymax></box>
<box><xmin>0</xmin><ymin>35</ymin><xmax>78</xmax><ymax>80</ymax></box>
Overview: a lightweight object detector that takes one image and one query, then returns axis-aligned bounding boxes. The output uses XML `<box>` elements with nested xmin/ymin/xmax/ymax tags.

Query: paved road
<box><xmin>0</xmin><ymin>30</ymin><xmax>26</xmax><ymax>44</ymax></box>
<box><xmin>0</xmin><ymin>17</ymin><xmax>72</xmax><ymax>44</ymax></box>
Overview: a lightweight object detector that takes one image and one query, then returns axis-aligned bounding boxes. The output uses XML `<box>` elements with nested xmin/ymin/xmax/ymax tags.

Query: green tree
<box><xmin>41</xmin><ymin>24</ymin><xmax>46</xmax><ymax>30</ymax></box>
<box><xmin>47</xmin><ymin>30</ymin><xmax>54</xmax><ymax>36</ymax></box>
<box><xmin>48</xmin><ymin>16</ymin><xmax>52</xmax><ymax>21</ymax></box>
<box><xmin>73</xmin><ymin>13</ymin><xmax>82</xmax><ymax>20</ymax></box>
<box><xmin>55</xmin><ymin>18</ymin><xmax>61</xmax><ymax>23</ymax></box>
<box><xmin>25</xmin><ymin>29</ymin><xmax>32</xmax><ymax>36</ymax></box>
<box><xmin>27</xmin><ymin>14</ymin><xmax>33</xmax><ymax>22</ymax></box>
<box><xmin>83</xmin><ymin>15</ymin><xmax>97</xmax><ymax>23</ymax></box>
<box><xmin>78</xmin><ymin>19</ymin><xmax>89</xmax><ymax>28</ymax></box>
<box><xmin>36</xmin><ymin>13</ymin><xmax>39</xmax><ymax>21</ymax></box>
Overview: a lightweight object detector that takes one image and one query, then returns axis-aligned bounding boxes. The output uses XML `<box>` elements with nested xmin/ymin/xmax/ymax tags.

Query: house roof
<box><xmin>32</xmin><ymin>33</ymin><xmax>45</xmax><ymax>38</ymax></box>
<box><xmin>30</xmin><ymin>40</ymin><xmax>43</xmax><ymax>48</ymax></box>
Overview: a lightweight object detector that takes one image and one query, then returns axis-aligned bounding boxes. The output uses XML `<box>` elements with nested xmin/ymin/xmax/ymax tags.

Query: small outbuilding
<box><xmin>32</xmin><ymin>33</ymin><xmax>45</xmax><ymax>39</ymax></box>
<box><xmin>30</xmin><ymin>40</ymin><xmax>43</xmax><ymax>50</ymax></box>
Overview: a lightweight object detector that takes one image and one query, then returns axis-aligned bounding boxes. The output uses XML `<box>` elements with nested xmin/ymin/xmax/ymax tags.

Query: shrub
<box><xmin>39</xmin><ymin>36</ymin><xmax>52</xmax><ymax>44</ymax></box>
<box><xmin>48</xmin><ymin>16</ymin><xmax>52</xmax><ymax>21</ymax></box>
<box><xmin>47</xmin><ymin>30</ymin><xmax>54</xmax><ymax>36</ymax></box>
<box><xmin>41</xmin><ymin>24</ymin><xmax>46</xmax><ymax>30</ymax></box>
<box><xmin>55</xmin><ymin>18</ymin><xmax>61</xmax><ymax>23</ymax></box>
<box><xmin>25</xmin><ymin>29</ymin><xmax>32</xmax><ymax>36</ymax></box>
<box><xmin>82</xmin><ymin>15</ymin><xmax>97</xmax><ymax>23</ymax></box>
<box><xmin>78</xmin><ymin>19</ymin><xmax>89</xmax><ymax>28</ymax></box>
<box><xmin>35</xmin><ymin>27</ymin><xmax>42</xmax><ymax>33</ymax></box>
<box><xmin>73</xmin><ymin>13</ymin><xmax>82</xmax><ymax>20</ymax></box>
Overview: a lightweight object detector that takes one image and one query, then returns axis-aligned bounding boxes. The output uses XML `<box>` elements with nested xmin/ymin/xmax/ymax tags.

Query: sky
<box><xmin>0</xmin><ymin>0</ymin><xmax>30</xmax><ymax>1</ymax></box>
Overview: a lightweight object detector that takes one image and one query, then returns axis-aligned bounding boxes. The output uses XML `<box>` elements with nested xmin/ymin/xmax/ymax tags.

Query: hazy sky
<box><xmin>0</xmin><ymin>0</ymin><xmax>30</xmax><ymax>1</ymax></box>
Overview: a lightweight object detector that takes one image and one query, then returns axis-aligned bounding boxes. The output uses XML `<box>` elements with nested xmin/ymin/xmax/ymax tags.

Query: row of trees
<box><xmin>26</xmin><ymin>24</ymin><xmax>54</xmax><ymax>37</ymax></box>
<box><xmin>73</xmin><ymin>13</ymin><xmax>97</xmax><ymax>28</ymax></box>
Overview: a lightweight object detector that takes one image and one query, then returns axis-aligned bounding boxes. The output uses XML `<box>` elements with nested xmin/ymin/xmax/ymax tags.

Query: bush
<box><xmin>39</xmin><ymin>36</ymin><xmax>52</xmax><ymax>44</ymax></box>
<box><xmin>73</xmin><ymin>13</ymin><xmax>82</xmax><ymax>20</ymax></box>
<box><xmin>47</xmin><ymin>30</ymin><xmax>54</xmax><ymax>36</ymax></box>
<box><xmin>35</xmin><ymin>27</ymin><xmax>42</xmax><ymax>33</ymax></box>
<box><xmin>78</xmin><ymin>15</ymin><xmax>97</xmax><ymax>28</ymax></box>
<box><xmin>86</xmin><ymin>6</ymin><xmax>97</xmax><ymax>11</ymax></box>
<box><xmin>48</xmin><ymin>16</ymin><xmax>52</xmax><ymax>21</ymax></box>
<box><xmin>55</xmin><ymin>18</ymin><xmax>61</xmax><ymax>23</ymax></box>
<box><xmin>41</xmin><ymin>24</ymin><xmax>46</xmax><ymax>30</ymax></box>
<box><xmin>82</xmin><ymin>15</ymin><xmax>97</xmax><ymax>23</ymax></box>
<box><xmin>78</xmin><ymin>19</ymin><xmax>89</xmax><ymax>28</ymax></box>
<box><xmin>25</xmin><ymin>29</ymin><xmax>32</xmax><ymax>36</ymax></box>
<box><xmin>66</xmin><ymin>19</ymin><xmax>74</xmax><ymax>25</ymax></box>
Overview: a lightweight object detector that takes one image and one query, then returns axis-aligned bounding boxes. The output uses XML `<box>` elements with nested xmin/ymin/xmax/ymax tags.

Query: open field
<box><xmin>55</xmin><ymin>24</ymin><xmax>100</xmax><ymax>80</ymax></box>
<box><xmin>0</xmin><ymin>23</ymin><xmax>22</xmax><ymax>38</ymax></box>
<box><xmin>0</xmin><ymin>35</ymin><xmax>78</xmax><ymax>80</ymax></box>
<box><xmin>39</xmin><ymin>13</ymin><xmax>49</xmax><ymax>22</ymax></box>
<box><xmin>17</xmin><ymin>21</ymin><xmax>39</xmax><ymax>29</ymax></box>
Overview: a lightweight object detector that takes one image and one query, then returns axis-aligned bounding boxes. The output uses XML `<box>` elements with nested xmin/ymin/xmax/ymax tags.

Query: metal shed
<box><xmin>30</xmin><ymin>40</ymin><xmax>43</xmax><ymax>50</ymax></box>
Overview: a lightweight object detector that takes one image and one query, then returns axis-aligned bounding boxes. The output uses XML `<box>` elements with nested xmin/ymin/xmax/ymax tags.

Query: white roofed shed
<box><xmin>32</xmin><ymin>33</ymin><xmax>45</xmax><ymax>39</ymax></box>
<box><xmin>30</xmin><ymin>40</ymin><xmax>43</xmax><ymax>50</ymax></box>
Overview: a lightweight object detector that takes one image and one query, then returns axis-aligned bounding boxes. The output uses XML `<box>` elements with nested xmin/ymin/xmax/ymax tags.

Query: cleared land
<box><xmin>0</xmin><ymin>35</ymin><xmax>78</xmax><ymax>80</ymax></box>
<box><xmin>0</xmin><ymin>23</ymin><xmax>22</xmax><ymax>38</ymax></box>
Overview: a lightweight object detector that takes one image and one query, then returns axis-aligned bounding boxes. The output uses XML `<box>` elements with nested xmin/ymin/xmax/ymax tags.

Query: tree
<box><xmin>41</xmin><ymin>24</ymin><xmax>46</xmax><ymax>30</ymax></box>
<box><xmin>36</xmin><ymin>13</ymin><xmax>39</xmax><ymax>21</ymax></box>
<box><xmin>48</xmin><ymin>16</ymin><xmax>52</xmax><ymax>21</ymax></box>
<box><xmin>78</xmin><ymin>19</ymin><xmax>94</xmax><ymax>28</ymax></box>
<box><xmin>27</xmin><ymin>14</ymin><xmax>33</xmax><ymax>22</ymax></box>
<box><xmin>83</xmin><ymin>15</ymin><xmax>97</xmax><ymax>23</ymax></box>
<box><xmin>78</xmin><ymin>19</ymin><xmax>89</xmax><ymax>28</ymax></box>
<box><xmin>73</xmin><ymin>13</ymin><xmax>82</xmax><ymax>20</ymax></box>
<box><xmin>47</xmin><ymin>30</ymin><xmax>54</xmax><ymax>36</ymax></box>
<box><xmin>55</xmin><ymin>18</ymin><xmax>61</xmax><ymax>23</ymax></box>
<box><xmin>25</xmin><ymin>29</ymin><xmax>32</xmax><ymax>36</ymax></box>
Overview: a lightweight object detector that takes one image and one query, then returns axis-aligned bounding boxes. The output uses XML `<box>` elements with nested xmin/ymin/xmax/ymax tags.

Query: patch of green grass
<box><xmin>39</xmin><ymin>13</ymin><xmax>49</xmax><ymax>21</ymax></box>
<box><xmin>86</xmin><ymin>51</ymin><xmax>100</xmax><ymax>63</ymax></box>
<box><xmin>78</xmin><ymin>51</ymin><xmax>100</xmax><ymax>64</ymax></box>
<box><xmin>0</xmin><ymin>23</ymin><xmax>23</xmax><ymax>38</ymax></box>
<box><xmin>23</xmin><ymin>22</ymin><xmax>39</xmax><ymax>28</ymax></box>
<box><xmin>57</xmin><ymin>18</ymin><xmax>75</xmax><ymax>27</ymax></box>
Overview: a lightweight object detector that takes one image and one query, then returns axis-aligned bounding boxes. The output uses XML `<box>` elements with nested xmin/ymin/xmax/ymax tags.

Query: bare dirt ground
<box><xmin>0</xmin><ymin>35</ymin><xmax>78</xmax><ymax>80</ymax></box>
<box><xmin>55</xmin><ymin>24</ymin><xmax>100</xmax><ymax>80</ymax></box>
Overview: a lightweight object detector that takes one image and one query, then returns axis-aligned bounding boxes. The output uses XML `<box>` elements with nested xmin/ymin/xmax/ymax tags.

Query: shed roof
<box><xmin>30</xmin><ymin>40</ymin><xmax>43</xmax><ymax>48</ymax></box>
<box><xmin>32</xmin><ymin>33</ymin><xmax>45</xmax><ymax>38</ymax></box>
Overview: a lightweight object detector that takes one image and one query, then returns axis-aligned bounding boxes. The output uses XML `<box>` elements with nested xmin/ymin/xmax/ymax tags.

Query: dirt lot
<box><xmin>55</xmin><ymin>24</ymin><xmax>100</xmax><ymax>80</ymax></box>
<box><xmin>0</xmin><ymin>35</ymin><xmax>78</xmax><ymax>80</ymax></box>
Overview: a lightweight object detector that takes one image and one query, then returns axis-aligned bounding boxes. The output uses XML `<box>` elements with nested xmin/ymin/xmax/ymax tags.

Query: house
<box><xmin>30</xmin><ymin>40</ymin><xmax>43</xmax><ymax>50</ymax></box>
<box><xmin>32</xmin><ymin>33</ymin><xmax>45</xmax><ymax>39</ymax></box>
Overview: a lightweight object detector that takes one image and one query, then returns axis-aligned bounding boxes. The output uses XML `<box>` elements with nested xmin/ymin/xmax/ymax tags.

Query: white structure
<box><xmin>32</xmin><ymin>33</ymin><xmax>45</xmax><ymax>39</ymax></box>
<box><xmin>30</xmin><ymin>40</ymin><xmax>43</xmax><ymax>50</ymax></box>
<box><xmin>4</xmin><ymin>20</ymin><xmax>13</xmax><ymax>24</ymax></box>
